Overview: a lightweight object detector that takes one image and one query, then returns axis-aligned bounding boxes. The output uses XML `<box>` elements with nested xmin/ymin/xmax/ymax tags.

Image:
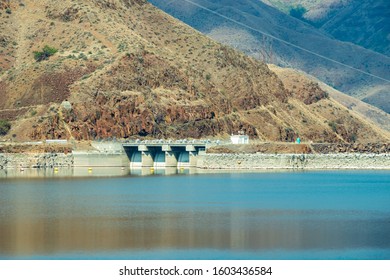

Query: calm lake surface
<box><xmin>0</xmin><ymin>170</ymin><xmax>389</xmax><ymax>260</ymax></box>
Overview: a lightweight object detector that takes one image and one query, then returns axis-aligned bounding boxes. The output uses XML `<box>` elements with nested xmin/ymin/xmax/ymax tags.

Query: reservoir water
<box><xmin>0</xmin><ymin>170</ymin><xmax>389</xmax><ymax>260</ymax></box>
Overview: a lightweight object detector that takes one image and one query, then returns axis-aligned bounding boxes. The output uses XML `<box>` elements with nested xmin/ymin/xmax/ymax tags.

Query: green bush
<box><xmin>33</xmin><ymin>45</ymin><xmax>58</xmax><ymax>62</ymax></box>
<box><xmin>0</xmin><ymin>119</ymin><xmax>11</xmax><ymax>135</ymax></box>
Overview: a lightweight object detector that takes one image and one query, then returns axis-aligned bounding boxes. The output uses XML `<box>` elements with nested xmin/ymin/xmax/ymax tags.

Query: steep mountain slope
<box><xmin>268</xmin><ymin>64</ymin><xmax>390</xmax><ymax>132</ymax></box>
<box><xmin>262</xmin><ymin>0</ymin><xmax>390</xmax><ymax>56</ymax></box>
<box><xmin>149</xmin><ymin>0</ymin><xmax>390</xmax><ymax>113</ymax></box>
<box><xmin>0</xmin><ymin>0</ymin><xmax>389</xmax><ymax>143</ymax></box>
<box><xmin>320</xmin><ymin>0</ymin><xmax>390</xmax><ymax>58</ymax></box>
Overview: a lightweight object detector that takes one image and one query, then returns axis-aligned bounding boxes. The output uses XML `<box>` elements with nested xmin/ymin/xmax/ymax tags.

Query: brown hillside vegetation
<box><xmin>0</xmin><ymin>0</ymin><xmax>389</xmax><ymax>143</ymax></box>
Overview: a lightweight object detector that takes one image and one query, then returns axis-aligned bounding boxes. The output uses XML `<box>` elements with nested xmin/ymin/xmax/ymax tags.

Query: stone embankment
<box><xmin>207</xmin><ymin>143</ymin><xmax>390</xmax><ymax>154</ymax></box>
<box><xmin>0</xmin><ymin>153</ymin><xmax>73</xmax><ymax>169</ymax></box>
<box><xmin>311</xmin><ymin>143</ymin><xmax>389</xmax><ymax>154</ymax></box>
<box><xmin>197</xmin><ymin>153</ymin><xmax>390</xmax><ymax>170</ymax></box>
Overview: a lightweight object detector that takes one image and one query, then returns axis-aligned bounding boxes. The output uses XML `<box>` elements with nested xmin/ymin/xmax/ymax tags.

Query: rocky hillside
<box><xmin>0</xmin><ymin>0</ymin><xmax>389</xmax><ymax>143</ymax></box>
<box><xmin>150</xmin><ymin>0</ymin><xmax>390</xmax><ymax>113</ymax></box>
<box><xmin>268</xmin><ymin>64</ymin><xmax>390</xmax><ymax>132</ymax></box>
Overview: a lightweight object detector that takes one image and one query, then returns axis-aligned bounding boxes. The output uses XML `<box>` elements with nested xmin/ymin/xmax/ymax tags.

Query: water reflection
<box><xmin>0</xmin><ymin>167</ymin><xmax>132</xmax><ymax>179</ymax></box>
<box><xmin>1</xmin><ymin>208</ymin><xmax>389</xmax><ymax>259</ymax></box>
<box><xmin>0</xmin><ymin>171</ymin><xmax>389</xmax><ymax>259</ymax></box>
<box><xmin>130</xmin><ymin>167</ymin><xmax>196</xmax><ymax>176</ymax></box>
<box><xmin>0</xmin><ymin>168</ymin><xmax>73</xmax><ymax>179</ymax></box>
<box><xmin>0</xmin><ymin>167</ymin><xmax>197</xmax><ymax>179</ymax></box>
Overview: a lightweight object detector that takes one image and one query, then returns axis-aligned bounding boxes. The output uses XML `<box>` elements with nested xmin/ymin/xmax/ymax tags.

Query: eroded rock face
<box><xmin>91</xmin><ymin>0</ymin><xmax>146</xmax><ymax>9</ymax></box>
<box><xmin>291</xmin><ymin>81</ymin><xmax>328</xmax><ymax>105</ymax></box>
<box><xmin>32</xmin><ymin>94</ymin><xmax>260</xmax><ymax>140</ymax></box>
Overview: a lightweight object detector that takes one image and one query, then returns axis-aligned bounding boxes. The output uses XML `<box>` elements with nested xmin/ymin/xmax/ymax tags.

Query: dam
<box><xmin>72</xmin><ymin>140</ymin><xmax>211</xmax><ymax>170</ymax></box>
<box><xmin>123</xmin><ymin>140</ymin><xmax>208</xmax><ymax>169</ymax></box>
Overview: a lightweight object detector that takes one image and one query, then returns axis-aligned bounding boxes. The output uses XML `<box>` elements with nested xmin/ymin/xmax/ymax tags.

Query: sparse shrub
<box><xmin>117</xmin><ymin>42</ymin><xmax>127</xmax><ymax>52</ymax></box>
<box><xmin>349</xmin><ymin>133</ymin><xmax>357</xmax><ymax>143</ymax></box>
<box><xmin>78</xmin><ymin>52</ymin><xmax>87</xmax><ymax>60</ymax></box>
<box><xmin>81</xmin><ymin>74</ymin><xmax>91</xmax><ymax>80</ymax></box>
<box><xmin>328</xmin><ymin>121</ymin><xmax>337</xmax><ymax>132</ymax></box>
<box><xmin>33</xmin><ymin>45</ymin><xmax>58</xmax><ymax>62</ymax></box>
<box><xmin>287</xmin><ymin>104</ymin><xmax>294</xmax><ymax>110</ymax></box>
<box><xmin>137</xmin><ymin>56</ymin><xmax>144</xmax><ymax>64</ymax></box>
<box><xmin>0</xmin><ymin>119</ymin><xmax>11</xmax><ymax>135</ymax></box>
<box><xmin>284</xmin><ymin>127</ymin><xmax>295</xmax><ymax>142</ymax></box>
<box><xmin>289</xmin><ymin>5</ymin><xmax>307</xmax><ymax>20</ymax></box>
<box><xmin>5</xmin><ymin>8</ymin><xmax>11</xmax><ymax>14</ymax></box>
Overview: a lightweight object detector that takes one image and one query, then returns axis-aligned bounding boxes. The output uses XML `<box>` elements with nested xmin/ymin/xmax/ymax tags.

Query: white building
<box><xmin>230</xmin><ymin>134</ymin><xmax>249</xmax><ymax>144</ymax></box>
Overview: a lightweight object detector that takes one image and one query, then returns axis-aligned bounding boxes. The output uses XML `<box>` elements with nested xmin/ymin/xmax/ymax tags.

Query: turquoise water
<box><xmin>0</xmin><ymin>170</ymin><xmax>389</xmax><ymax>259</ymax></box>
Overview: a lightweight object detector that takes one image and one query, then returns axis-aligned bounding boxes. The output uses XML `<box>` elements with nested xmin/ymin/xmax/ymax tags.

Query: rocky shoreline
<box><xmin>197</xmin><ymin>153</ymin><xmax>390</xmax><ymax>170</ymax></box>
<box><xmin>0</xmin><ymin>153</ymin><xmax>73</xmax><ymax>169</ymax></box>
<box><xmin>207</xmin><ymin>143</ymin><xmax>390</xmax><ymax>154</ymax></box>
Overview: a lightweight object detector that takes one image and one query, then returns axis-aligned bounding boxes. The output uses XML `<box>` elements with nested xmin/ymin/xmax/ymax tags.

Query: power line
<box><xmin>177</xmin><ymin>0</ymin><xmax>390</xmax><ymax>83</ymax></box>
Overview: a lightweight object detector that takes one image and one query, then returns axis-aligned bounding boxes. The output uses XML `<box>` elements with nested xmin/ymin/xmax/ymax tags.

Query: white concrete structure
<box><xmin>230</xmin><ymin>135</ymin><xmax>249</xmax><ymax>144</ymax></box>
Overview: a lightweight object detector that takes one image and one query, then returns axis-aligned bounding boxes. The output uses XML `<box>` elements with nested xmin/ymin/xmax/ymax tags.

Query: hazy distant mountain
<box><xmin>262</xmin><ymin>0</ymin><xmax>390</xmax><ymax>57</ymax></box>
<box><xmin>261</xmin><ymin>1</ymin><xmax>350</xmax><ymax>23</ymax></box>
<box><xmin>149</xmin><ymin>0</ymin><xmax>390</xmax><ymax>113</ymax></box>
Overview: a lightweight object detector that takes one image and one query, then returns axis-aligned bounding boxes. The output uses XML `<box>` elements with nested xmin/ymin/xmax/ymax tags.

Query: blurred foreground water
<box><xmin>0</xmin><ymin>170</ymin><xmax>389</xmax><ymax>259</ymax></box>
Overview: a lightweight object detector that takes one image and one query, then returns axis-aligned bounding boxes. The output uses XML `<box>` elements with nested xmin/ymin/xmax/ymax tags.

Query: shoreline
<box><xmin>197</xmin><ymin>153</ymin><xmax>390</xmax><ymax>170</ymax></box>
<box><xmin>1</xmin><ymin>152</ymin><xmax>389</xmax><ymax>171</ymax></box>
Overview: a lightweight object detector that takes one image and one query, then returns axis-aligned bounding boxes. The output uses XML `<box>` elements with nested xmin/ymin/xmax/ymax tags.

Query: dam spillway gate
<box><xmin>122</xmin><ymin>141</ymin><xmax>207</xmax><ymax>169</ymax></box>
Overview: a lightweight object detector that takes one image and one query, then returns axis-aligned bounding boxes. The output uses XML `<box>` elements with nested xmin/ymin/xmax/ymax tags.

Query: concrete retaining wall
<box><xmin>72</xmin><ymin>152</ymin><xmax>130</xmax><ymax>167</ymax></box>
